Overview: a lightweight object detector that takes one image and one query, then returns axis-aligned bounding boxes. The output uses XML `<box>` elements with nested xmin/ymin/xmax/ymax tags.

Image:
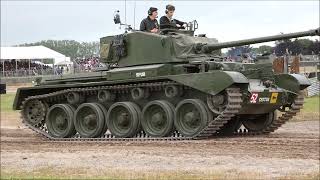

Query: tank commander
<box><xmin>160</xmin><ymin>4</ymin><xmax>187</xmax><ymax>29</ymax></box>
<box><xmin>140</xmin><ymin>7</ymin><xmax>159</xmax><ymax>33</ymax></box>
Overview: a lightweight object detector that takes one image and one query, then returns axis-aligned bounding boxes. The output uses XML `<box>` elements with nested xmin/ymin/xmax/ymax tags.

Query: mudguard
<box><xmin>275</xmin><ymin>74</ymin><xmax>311</xmax><ymax>94</ymax></box>
<box><xmin>168</xmin><ymin>71</ymin><xmax>249</xmax><ymax>95</ymax></box>
<box><xmin>13</xmin><ymin>86</ymin><xmax>67</xmax><ymax>110</ymax></box>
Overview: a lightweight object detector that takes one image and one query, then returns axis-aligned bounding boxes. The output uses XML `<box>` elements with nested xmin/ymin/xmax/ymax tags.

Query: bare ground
<box><xmin>0</xmin><ymin>111</ymin><xmax>319</xmax><ymax>179</ymax></box>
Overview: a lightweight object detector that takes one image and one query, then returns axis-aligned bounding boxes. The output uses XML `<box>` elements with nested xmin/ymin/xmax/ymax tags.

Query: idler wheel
<box><xmin>98</xmin><ymin>90</ymin><xmax>115</xmax><ymax>103</ymax></box>
<box><xmin>174</xmin><ymin>99</ymin><xmax>211</xmax><ymax>137</ymax></box>
<box><xmin>106</xmin><ymin>102</ymin><xmax>141</xmax><ymax>138</ymax></box>
<box><xmin>142</xmin><ymin>100</ymin><xmax>175</xmax><ymax>137</ymax></box>
<box><xmin>165</xmin><ymin>85</ymin><xmax>182</xmax><ymax>98</ymax></box>
<box><xmin>22</xmin><ymin>99</ymin><xmax>47</xmax><ymax>126</ymax></box>
<box><xmin>242</xmin><ymin>111</ymin><xmax>276</xmax><ymax>132</ymax></box>
<box><xmin>131</xmin><ymin>88</ymin><xmax>149</xmax><ymax>100</ymax></box>
<box><xmin>67</xmin><ymin>92</ymin><xmax>84</xmax><ymax>105</ymax></box>
<box><xmin>46</xmin><ymin>104</ymin><xmax>76</xmax><ymax>138</ymax></box>
<box><xmin>74</xmin><ymin>103</ymin><xmax>106</xmax><ymax>138</ymax></box>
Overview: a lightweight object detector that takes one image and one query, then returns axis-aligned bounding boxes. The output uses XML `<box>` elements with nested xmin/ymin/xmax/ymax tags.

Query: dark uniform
<box><xmin>140</xmin><ymin>16</ymin><xmax>159</xmax><ymax>32</ymax></box>
<box><xmin>160</xmin><ymin>16</ymin><xmax>185</xmax><ymax>29</ymax></box>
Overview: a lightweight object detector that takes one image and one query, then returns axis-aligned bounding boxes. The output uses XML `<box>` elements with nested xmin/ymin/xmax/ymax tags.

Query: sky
<box><xmin>1</xmin><ymin>0</ymin><xmax>319</xmax><ymax>48</ymax></box>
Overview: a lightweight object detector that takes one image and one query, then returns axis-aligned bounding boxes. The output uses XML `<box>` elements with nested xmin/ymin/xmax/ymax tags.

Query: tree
<box><xmin>274</xmin><ymin>38</ymin><xmax>316</xmax><ymax>56</ymax></box>
<box><xmin>310</xmin><ymin>39</ymin><xmax>320</xmax><ymax>54</ymax></box>
<box><xmin>296</xmin><ymin>39</ymin><xmax>313</xmax><ymax>54</ymax></box>
<box><xmin>253</xmin><ymin>45</ymin><xmax>273</xmax><ymax>55</ymax></box>
<box><xmin>17</xmin><ymin>40</ymin><xmax>100</xmax><ymax>59</ymax></box>
<box><xmin>227</xmin><ymin>45</ymin><xmax>253</xmax><ymax>58</ymax></box>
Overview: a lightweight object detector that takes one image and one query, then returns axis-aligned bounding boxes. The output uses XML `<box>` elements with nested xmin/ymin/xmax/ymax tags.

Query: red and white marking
<box><xmin>250</xmin><ymin>93</ymin><xmax>258</xmax><ymax>103</ymax></box>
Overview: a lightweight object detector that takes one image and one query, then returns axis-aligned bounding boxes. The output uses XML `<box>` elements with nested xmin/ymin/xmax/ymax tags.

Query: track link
<box><xmin>195</xmin><ymin>88</ymin><xmax>242</xmax><ymax>139</ymax></box>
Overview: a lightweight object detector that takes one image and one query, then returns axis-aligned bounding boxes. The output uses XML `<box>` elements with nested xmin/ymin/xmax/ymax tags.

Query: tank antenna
<box><xmin>124</xmin><ymin>0</ymin><xmax>127</xmax><ymax>26</ymax></box>
<box><xmin>133</xmin><ymin>0</ymin><xmax>136</xmax><ymax>29</ymax></box>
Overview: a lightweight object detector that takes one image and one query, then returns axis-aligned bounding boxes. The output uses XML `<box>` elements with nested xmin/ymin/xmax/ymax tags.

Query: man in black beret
<box><xmin>140</xmin><ymin>7</ymin><xmax>159</xmax><ymax>33</ymax></box>
<box><xmin>160</xmin><ymin>4</ymin><xmax>187</xmax><ymax>29</ymax></box>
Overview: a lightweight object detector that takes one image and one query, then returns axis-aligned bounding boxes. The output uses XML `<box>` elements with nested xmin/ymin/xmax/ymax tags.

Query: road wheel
<box><xmin>174</xmin><ymin>99</ymin><xmax>210</xmax><ymax>137</ymax></box>
<box><xmin>242</xmin><ymin>111</ymin><xmax>276</xmax><ymax>132</ymax></box>
<box><xmin>142</xmin><ymin>100</ymin><xmax>175</xmax><ymax>137</ymax></box>
<box><xmin>95</xmin><ymin>103</ymin><xmax>109</xmax><ymax>136</ymax></box>
<box><xmin>74</xmin><ymin>103</ymin><xmax>105</xmax><ymax>138</ymax></box>
<box><xmin>46</xmin><ymin>104</ymin><xmax>76</xmax><ymax>138</ymax></box>
<box><xmin>107</xmin><ymin>102</ymin><xmax>141</xmax><ymax>138</ymax></box>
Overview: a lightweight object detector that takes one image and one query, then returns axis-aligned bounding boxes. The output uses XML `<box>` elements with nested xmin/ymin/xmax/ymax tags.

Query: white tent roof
<box><xmin>0</xmin><ymin>46</ymin><xmax>70</xmax><ymax>64</ymax></box>
<box><xmin>55</xmin><ymin>57</ymin><xmax>74</xmax><ymax>65</ymax></box>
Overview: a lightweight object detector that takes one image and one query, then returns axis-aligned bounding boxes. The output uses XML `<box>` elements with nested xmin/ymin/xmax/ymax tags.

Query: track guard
<box><xmin>168</xmin><ymin>71</ymin><xmax>249</xmax><ymax>95</ymax></box>
<box><xmin>275</xmin><ymin>74</ymin><xmax>311</xmax><ymax>94</ymax></box>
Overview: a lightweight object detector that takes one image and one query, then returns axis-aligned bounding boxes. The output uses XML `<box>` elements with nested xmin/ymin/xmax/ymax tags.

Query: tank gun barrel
<box><xmin>201</xmin><ymin>28</ymin><xmax>319</xmax><ymax>53</ymax></box>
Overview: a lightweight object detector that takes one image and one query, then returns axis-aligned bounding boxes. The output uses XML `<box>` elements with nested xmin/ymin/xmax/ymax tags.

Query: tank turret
<box><xmin>100</xmin><ymin>31</ymin><xmax>219</xmax><ymax>67</ymax></box>
<box><xmin>100</xmin><ymin>28</ymin><xmax>319</xmax><ymax>67</ymax></box>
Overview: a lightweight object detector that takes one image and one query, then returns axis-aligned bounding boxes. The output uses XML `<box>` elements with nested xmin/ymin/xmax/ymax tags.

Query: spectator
<box><xmin>0</xmin><ymin>59</ymin><xmax>53</xmax><ymax>77</ymax></box>
<box><xmin>73</xmin><ymin>56</ymin><xmax>102</xmax><ymax>72</ymax></box>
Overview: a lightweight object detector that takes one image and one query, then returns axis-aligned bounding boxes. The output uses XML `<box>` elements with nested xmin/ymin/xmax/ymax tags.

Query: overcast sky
<box><xmin>1</xmin><ymin>1</ymin><xmax>319</xmax><ymax>47</ymax></box>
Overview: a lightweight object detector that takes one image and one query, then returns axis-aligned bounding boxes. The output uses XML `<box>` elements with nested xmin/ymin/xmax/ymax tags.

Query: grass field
<box><xmin>0</xmin><ymin>93</ymin><xmax>15</xmax><ymax>112</ymax></box>
<box><xmin>303</xmin><ymin>95</ymin><xmax>320</xmax><ymax>113</ymax></box>
<box><xmin>1</xmin><ymin>93</ymin><xmax>318</xmax><ymax>114</ymax></box>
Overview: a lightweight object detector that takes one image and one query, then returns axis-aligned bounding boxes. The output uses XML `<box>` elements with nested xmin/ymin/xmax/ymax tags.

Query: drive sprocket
<box><xmin>21</xmin><ymin>99</ymin><xmax>47</xmax><ymax>127</ymax></box>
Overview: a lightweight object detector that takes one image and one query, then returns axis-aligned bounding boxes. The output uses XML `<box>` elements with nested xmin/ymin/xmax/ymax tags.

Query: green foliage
<box><xmin>17</xmin><ymin>40</ymin><xmax>100</xmax><ymax>59</ymax></box>
<box><xmin>228</xmin><ymin>39</ymin><xmax>318</xmax><ymax>57</ymax></box>
<box><xmin>252</xmin><ymin>45</ymin><xmax>273</xmax><ymax>54</ymax></box>
<box><xmin>274</xmin><ymin>38</ymin><xmax>319</xmax><ymax>56</ymax></box>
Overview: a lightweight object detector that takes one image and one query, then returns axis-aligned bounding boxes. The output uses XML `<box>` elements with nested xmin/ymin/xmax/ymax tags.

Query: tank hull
<box><xmin>14</xmin><ymin>67</ymin><xmax>310</xmax><ymax>112</ymax></box>
<box><xmin>13</xmin><ymin>64</ymin><xmax>309</xmax><ymax>141</ymax></box>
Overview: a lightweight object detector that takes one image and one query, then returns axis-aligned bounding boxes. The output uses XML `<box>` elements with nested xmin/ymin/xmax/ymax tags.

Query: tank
<box><xmin>13</xmin><ymin>24</ymin><xmax>319</xmax><ymax>141</ymax></box>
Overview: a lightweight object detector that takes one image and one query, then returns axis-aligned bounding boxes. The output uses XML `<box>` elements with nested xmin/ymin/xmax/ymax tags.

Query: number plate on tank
<box><xmin>136</xmin><ymin>72</ymin><xmax>146</xmax><ymax>77</ymax></box>
<box><xmin>249</xmin><ymin>92</ymin><xmax>279</xmax><ymax>104</ymax></box>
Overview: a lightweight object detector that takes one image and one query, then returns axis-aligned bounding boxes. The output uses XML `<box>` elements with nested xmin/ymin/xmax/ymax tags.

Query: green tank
<box><xmin>13</xmin><ymin>24</ymin><xmax>319</xmax><ymax>141</ymax></box>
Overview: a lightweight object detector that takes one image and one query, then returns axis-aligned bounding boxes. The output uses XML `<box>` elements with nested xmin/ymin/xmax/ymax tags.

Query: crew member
<box><xmin>140</xmin><ymin>7</ymin><xmax>159</xmax><ymax>33</ymax></box>
<box><xmin>160</xmin><ymin>4</ymin><xmax>186</xmax><ymax>29</ymax></box>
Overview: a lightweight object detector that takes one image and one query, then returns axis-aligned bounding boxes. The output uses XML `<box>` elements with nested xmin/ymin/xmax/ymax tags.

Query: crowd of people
<box><xmin>0</xmin><ymin>57</ymin><xmax>103</xmax><ymax>77</ymax></box>
<box><xmin>54</xmin><ymin>65</ymin><xmax>71</xmax><ymax>75</ymax></box>
<box><xmin>74</xmin><ymin>57</ymin><xmax>102</xmax><ymax>72</ymax></box>
<box><xmin>0</xmin><ymin>59</ymin><xmax>53</xmax><ymax>77</ymax></box>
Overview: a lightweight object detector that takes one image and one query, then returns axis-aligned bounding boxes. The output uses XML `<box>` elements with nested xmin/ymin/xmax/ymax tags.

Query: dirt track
<box><xmin>1</xmin><ymin>112</ymin><xmax>319</xmax><ymax>179</ymax></box>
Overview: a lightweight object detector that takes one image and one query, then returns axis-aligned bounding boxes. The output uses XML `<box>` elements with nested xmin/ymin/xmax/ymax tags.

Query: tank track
<box><xmin>20</xmin><ymin>81</ymin><xmax>242</xmax><ymax>141</ymax></box>
<box><xmin>233</xmin><ymin>91</ymin><xmax>304</xmax><ymax>136</ymax></box>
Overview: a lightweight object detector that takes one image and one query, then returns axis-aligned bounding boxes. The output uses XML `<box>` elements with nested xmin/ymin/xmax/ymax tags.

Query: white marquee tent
<box><xmin>0</xmin><ymin>46</ymin><xmax>70</xmax><ymax>64</ymax></box>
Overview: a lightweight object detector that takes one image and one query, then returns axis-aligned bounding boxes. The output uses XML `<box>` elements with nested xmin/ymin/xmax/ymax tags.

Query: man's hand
<box><xmin>150</xmin><ymin>28</ymin><xmax>158</xmax><ymax>33</ymax></box>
